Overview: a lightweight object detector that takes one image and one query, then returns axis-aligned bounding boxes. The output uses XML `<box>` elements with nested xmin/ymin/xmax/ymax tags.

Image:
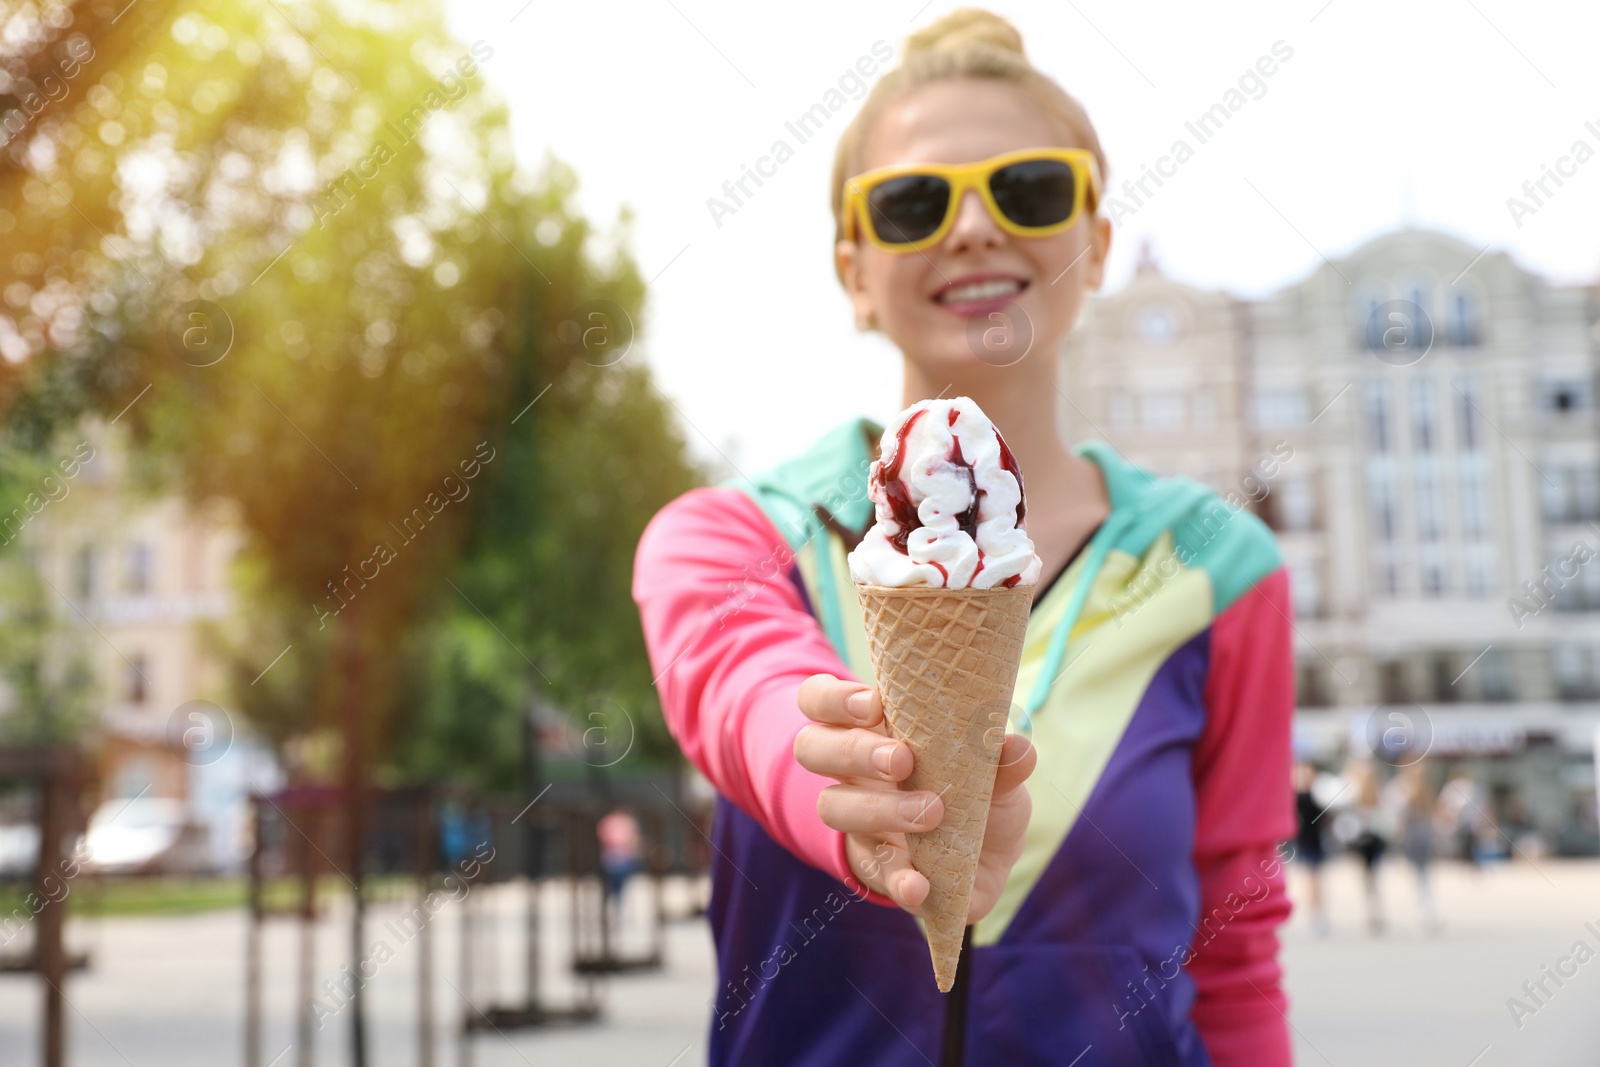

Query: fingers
<box><xmin>968</xmin><ymin>779</ymin><xmax>1033</xmax><ymax>926</ymax></box>
<box><xmin>884</xmin><ymin>862</ymin><xmax>930</xmax><ymax>913</ymax></box>
<box><xmin>987</xmin><ymin>739</ymin><xmax>1034</xmax><ymax>861</ymax></box>
<box><xmin>794</xmin><ymin>725</ymin><xmax>911</xmax><ymax>783</ymax></box>
<box><xmin>992</xmin><ymin>733</ymin><xmax>1037</xmax><ymax>797</ymax></box>
<box><xmin>846</xmin><ymin>834</ymin><xmax>929</xmax><ymax>914</ymax></box>
<box><xmin>968</xmin><ymin>848</ymin><xmax>1013</xmax><ymax>925</ymax></box>
<box><xmin>968</xmin><ymin>741</ymin><xmax>1035</xmax><ymax>926</ymax></box>
<box><xmin>984</xmin><ymin>777</ymin><xmax>1032</xmax><ymax>865</ymax></box>
<box><xmin>797</xmin><ymin>674</ymin><xmax>883</xmax><ymax>727</ymax></box>
<box><xmin>969</xmin><ymin>788</ymin><xmax>1031</xmax><ymax>926</ymax></box>
<box><xmin>818</xmin><ymin>784</ymin><xmax>944</xmax><ymax>834</ymax></box>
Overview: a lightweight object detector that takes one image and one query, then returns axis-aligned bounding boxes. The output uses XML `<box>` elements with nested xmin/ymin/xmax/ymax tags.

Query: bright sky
<box><xmin>442</xmin><ymin>0</ymin><xmax>1600</xmax><ymax>472</ymax></box>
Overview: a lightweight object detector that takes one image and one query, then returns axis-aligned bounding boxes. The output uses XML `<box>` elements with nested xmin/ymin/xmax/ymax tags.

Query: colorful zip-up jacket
<box><xmin>633</xmin><ymin>420</ymin><xmax>1296</xmax><ymax>1066</ymax></box>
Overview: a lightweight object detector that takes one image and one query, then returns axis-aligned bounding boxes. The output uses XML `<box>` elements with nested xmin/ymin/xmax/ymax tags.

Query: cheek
<box><xmin>1020</xmin><ymin>231</ymin><xmax>1090</xmax><ymax>320</ymax></box>
<box><xmin>1031</xmin><ymin>226</ymin><xmax>1091</xmax><ymax>285</ymax></box>
<box><xmin>865</xmin><ymin>250</ymin><xmax>931</xmax><ymax>316</ymax></box>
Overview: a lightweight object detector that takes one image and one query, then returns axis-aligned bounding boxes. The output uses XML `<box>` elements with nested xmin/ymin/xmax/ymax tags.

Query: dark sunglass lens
<box><xmin>865</xmin><ymin>175</ymin><xmax>950</xmax><ymax>244</ymax></box>
<box><xmin>990</xmin><ymin>159</ymin><xmax>1076</xmax><ymax>228</ymax></box>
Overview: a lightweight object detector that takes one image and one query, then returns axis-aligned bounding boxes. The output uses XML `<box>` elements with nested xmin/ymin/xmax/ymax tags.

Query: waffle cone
<box><xmin>855</xmin><ymin>582</ymin><xmax>1032</xmax><ymax>993</ymax></box>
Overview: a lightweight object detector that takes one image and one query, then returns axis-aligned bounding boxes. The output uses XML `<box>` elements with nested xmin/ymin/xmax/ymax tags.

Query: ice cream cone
<box><xmin>855</xmin><ymin>582</ymin><xmax>1032</xmax><ymax>993</ymax></box>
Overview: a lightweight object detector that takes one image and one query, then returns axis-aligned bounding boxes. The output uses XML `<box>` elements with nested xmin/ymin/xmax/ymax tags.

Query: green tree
<box><xmin>0</xmin><ymin>0</ymin><xmax>702</xmax><ymax>788</ymax></box>
<box><xmin>395</xmin><ymin>220</ymin><xmax>705</xmax><ymax>787</ymax></box>
<box><xmin>0</xmin><ymin>480</ymin><xmax>98</xmax><ymax>747</ymax></box>
<box><xmin>3</xmin><ymin>8</ymin><xmax>703</xmax><ymax>1061</ymax></box>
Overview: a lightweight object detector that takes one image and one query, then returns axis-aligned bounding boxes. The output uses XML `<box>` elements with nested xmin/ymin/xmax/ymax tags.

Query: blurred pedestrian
<box><xmin>1293</xmin><ymin>761</ymin><xmax>1330</xmax><ymax>937</ymax></box>
<box><xmin>1333</xmin><ymin>761</ymin><xmax>1392</xmax><ymax>935</ymax></box>
<box><xmin>597</xmin><ymin>805</ymin><xmax>642</xmax><ymax>904</ymax></box>
<box><xmin>1384</xmin><ymin>763</ymin><xmax>1438</xmax><ymax>932</ymax></box>
<box><xmin>1437</xmin><ymin>769</ymin><xmax>1486</xmax><ymax>866</ymax></box>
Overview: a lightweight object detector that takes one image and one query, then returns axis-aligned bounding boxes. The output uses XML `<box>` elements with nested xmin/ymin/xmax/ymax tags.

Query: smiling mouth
<box><xmin>933</xmin><ymin>276</ymin><xmax>1030</xmax><ymax>315</ymax></box>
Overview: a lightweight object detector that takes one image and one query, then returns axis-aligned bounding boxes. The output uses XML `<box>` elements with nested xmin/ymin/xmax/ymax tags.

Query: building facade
<box><xmin>3</xmin><ymin>419</ymin><xmax>269</xmax><ymax>866</ymax></box>
<box><xmin>1061</xmin><ymin>230</ymin><xmax>1600</xmax><ymax>854</ymax></box>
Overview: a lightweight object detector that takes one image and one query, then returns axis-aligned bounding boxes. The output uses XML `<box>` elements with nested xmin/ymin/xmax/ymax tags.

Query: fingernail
<box><xmin>871</xmin><ymin>743</ymin><xmax>896</xmax><ymax>776</ymax></box>
<box><xmin>900</xmin><ymin>794</ymin><xmax>930</xmax><ymax>825</ymax></box>
<box><xmin>846</xmin><ymin>690</ymin><xmax>873</xmax><ymax>722</ymax></box>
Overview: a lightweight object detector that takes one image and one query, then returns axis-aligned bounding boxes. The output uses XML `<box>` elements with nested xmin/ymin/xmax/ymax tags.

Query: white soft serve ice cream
<box><xmin>848</xmin><ymin>397</ymin><xmax>1043</xmax><ymax>590</ymax></box>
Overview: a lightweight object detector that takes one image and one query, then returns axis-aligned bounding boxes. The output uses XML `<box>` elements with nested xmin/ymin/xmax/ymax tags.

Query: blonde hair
<box><xmin>830</xmin><ymin>8</ymin><xmax>1108</xmax><ymax>272</ymax></box>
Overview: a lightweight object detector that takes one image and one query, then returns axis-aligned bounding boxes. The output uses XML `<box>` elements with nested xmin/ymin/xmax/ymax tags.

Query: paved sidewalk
<box><xmin>1</xmin><ymin>861</ymin><xmax>1597</xmax><ymax>1065</ymax></box>
<box><xmin>1281</xmin><ymin>856</ymin><xmax>1600</xmax><ymax>1067</ymax></box>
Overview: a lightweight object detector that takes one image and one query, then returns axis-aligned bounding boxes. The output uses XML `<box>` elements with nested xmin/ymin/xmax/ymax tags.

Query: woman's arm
<box><xmin>632</xmin><ymin>486</ymin><xmax>865</xmax><ymax>887</ymax></box>
<box><xmin>1188</xmin><ymin>566</ymin><xmax>1297</xmax><ymax>1067</ymax></box>
<box><xmin>635</xmin><ymin>486</ymin><xmax>1037</xmax><ymax>917</ymax></box>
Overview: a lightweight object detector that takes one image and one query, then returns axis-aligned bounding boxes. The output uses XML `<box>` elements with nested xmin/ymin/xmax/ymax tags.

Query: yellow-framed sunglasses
<box><xmin>842</xmin><ymin>147</ymin><xmax>1102</xmax><ymax>254</ymax></box>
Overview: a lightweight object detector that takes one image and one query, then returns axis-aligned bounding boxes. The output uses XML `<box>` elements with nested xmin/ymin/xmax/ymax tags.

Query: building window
<box><xmin>1448</xmin><ymin>290</ymin><xmax>1482</xmax><ymax>346</ymax></box>
<box><xmin>1549</xmin><ymin>551</ymin><xmax>1581</xmax><ymax>612</ymax></box>
<box><xmin>1378</xmin><ymin>660</ymin><xmax>1409</xmax><ymax>704</ymax></box>
<box><xmin>1420</xmin><ymin>546</ymin><xmax>1446</xmax><ymax>596</ymax></box>
<box><xmin>1543</xmin><ymin>467</ymin><xmax>1600</xmax><ymax>524</ymax></box>
<box><xmin>1363</xmin><ymin>299</ymin><xmax>1414</xmax><ymax>351</ymax></box>
<box><xmin>1477</xmin><ymin>650</ymin><xmax>1514</xmax><ymax>702</ymax></box>
<box><xmin>1279</xmin><ymin>476</ymin><xmax>1316</xmax><ymax>531</ymax></box>
<box><xmin>1360</xmin><ymin>297</ymin><xmax>1383</xmax><ymax>350</ymax></box>
<box><xmin>1455</xmin><ymin>376</ymin><xmax>1482</xmax><ymax>452</ymax></box>
<box><xmin>1296</xmin><ymin>664</ymin><xmax>1329</xmax><ymax>708</ymax></box>
<box><xmin>1368</xmin><ymin>469</ymin><xmax>1398</xmax><ymax>540</ymax></box>
<box><xmin>1542</xmin><ymin>471</ymin><xmax>1569</xmax><ymax>524</ymax></box>
<box><xmin>1410</xmin><ymin>378</ymin><xmax>1437</xmax><ymax>453</ymax></box>
<box><xmin>1465</xmin><ymin>545</ymin><xmax>1495</xmax><ymax>597</ymax></box>
<box><xmin>1576</xmin><ymin>468</ymin><xmax>1600</xmax><ymax>522</ymax></box>
<box><xmin>1290</xmin><ymin>560</ymin><xmax>1321</xmax><ymax>618</ymax></box>
<box><xmin>1365</xmin><ymin>285</ymin><xmax>1435</xmax><ymax>351</ymax></box>
<box><xmin>127</xmin><ymin>653</ymin><xmax>149</xmax><ymax>705</ymax></box>
<box><xmin>1460</xmin><ymin>460</ymin><xmax>1489</xmax><ymax>537</ymax></box>
<box><xmin>1410</xmin><ymin>284</ymin><xmax>1432</xmax><ymax>327</ymax></box>
<box><xmin>1430</xmin><ymin>654</ymin><xmax>1458</xmax><ymax>703</ymax></box>
<box><xmin>1581</xmin><ymin>558</ymin><xmax>1600</xmax><ymax>611</ymax></box>
<box><xmin>1553</xmin><ymin>645</ymin><xmax>1599</xmax><ymax>701</ymax></box>
<box><xmin>1551</xmin><ymin>549</ymin><xmax>1600</xmax><ymax>611</ymax></box>
<box><xmin>1416</xmin><ymin>465</ymin><xmax>1442</xmax><ymax>541</ymax></box>
<box><xmin>125</xmin><ymin>542</ymin><xmax>153</xmax><ymax>595</ymax></box>
<box><xmin>1140</xmin><ymin>391</ymin><xmax>1184</xmax><ymax>430</ymax></box>
<box><xmin>1252</xmin><ymin>387</ymin><xmax>1306</xmax><ymax>428</ymax></box>
<box><xmin>1401</xmin><ymin>281</ymin><xmax>1436</xmax><ymax>351</ymax></box>
<box><xmin>1364</xmin><ymin>381</ymin><xmax>1392</xmax><ymax>452</ymax></box>
<box><xmin>72</xmin><ymin>545</ymin><xmax>97</xmax><ymax>601</ymax></box>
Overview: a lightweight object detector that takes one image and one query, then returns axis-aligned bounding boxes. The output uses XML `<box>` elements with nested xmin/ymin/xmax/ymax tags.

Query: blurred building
<box><xmin>1061</xmin><ymin>229</ymin><xmax>1600</xmax><ymax>854</ymax></box>
<box><xmin>6</xmin><ymin>419</ymin><xmax>275</xmax><ymax>868</ymax></box>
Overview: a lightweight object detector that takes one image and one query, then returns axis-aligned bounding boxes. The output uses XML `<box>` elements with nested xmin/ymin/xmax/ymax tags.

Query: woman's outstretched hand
<box><xmin>794</xmin><ymin>673</ymin><xmax>1036</xmax><ymax>923</ymax></box>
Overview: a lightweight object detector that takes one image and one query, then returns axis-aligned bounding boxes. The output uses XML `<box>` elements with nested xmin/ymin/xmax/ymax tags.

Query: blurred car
<box><xmin>0</xmin><ymin>824</ymin><xmax>39</xmax><ymax>878</ymax></box>
<box><xmin>82</xmin><ymin>797</ymin><xmax>211</xmax><ymax>875</ymax></box>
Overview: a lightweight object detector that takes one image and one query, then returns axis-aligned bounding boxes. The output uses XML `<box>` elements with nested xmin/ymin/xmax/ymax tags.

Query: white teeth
<box><xmin>939</xmin><ymin>279</ymin><xmax>1023</xmax><ymax>303</ymax></box>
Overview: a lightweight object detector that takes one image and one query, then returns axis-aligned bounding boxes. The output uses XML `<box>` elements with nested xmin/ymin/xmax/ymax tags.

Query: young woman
<box><xmin>634</xmin><ymin>10</ymin><xmax>1294</xmax><ymax>1064</ymax></box>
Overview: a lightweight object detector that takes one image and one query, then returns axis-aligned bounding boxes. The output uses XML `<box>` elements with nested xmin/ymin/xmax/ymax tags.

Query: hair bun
<box><xmin>906</xmin><ymin>8</ymin><xmax>1026</xmax><ymax>58</ymax></box>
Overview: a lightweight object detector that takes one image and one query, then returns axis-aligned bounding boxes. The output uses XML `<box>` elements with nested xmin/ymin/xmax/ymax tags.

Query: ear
<box><xmin>1084</xmin><ymin>215</ymin><xmax>1113</xmax><ymax>292</ymax></box>
<box><xmin>835</xmin><ymin>238</ymin><xmax>877</xmax><ymax>328</ymax></box>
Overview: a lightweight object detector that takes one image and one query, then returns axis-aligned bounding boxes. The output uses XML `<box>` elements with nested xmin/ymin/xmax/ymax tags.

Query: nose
<box><xmin>943</xmin><ymin>188</ymin><xmax>1004</xmax><ymax>253</ymax></box>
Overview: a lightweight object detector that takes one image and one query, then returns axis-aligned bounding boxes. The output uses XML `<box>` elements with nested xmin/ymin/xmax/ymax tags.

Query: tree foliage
<box><xmin>0</xmin><ymin>0</ymin><xmax>702</xmax><ymax>786</ymax></box>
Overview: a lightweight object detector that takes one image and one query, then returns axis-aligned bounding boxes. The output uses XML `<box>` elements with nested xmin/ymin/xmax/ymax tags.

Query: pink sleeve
<box><xmin>632</xmin><ymin>486</ymin><xmax>886</xmax><ymax>901</ymax></box>
<box><xmin>1188</xmin><ymin>566</ymin><xmax>1296</xmax><ymax>1067</ymax></box>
